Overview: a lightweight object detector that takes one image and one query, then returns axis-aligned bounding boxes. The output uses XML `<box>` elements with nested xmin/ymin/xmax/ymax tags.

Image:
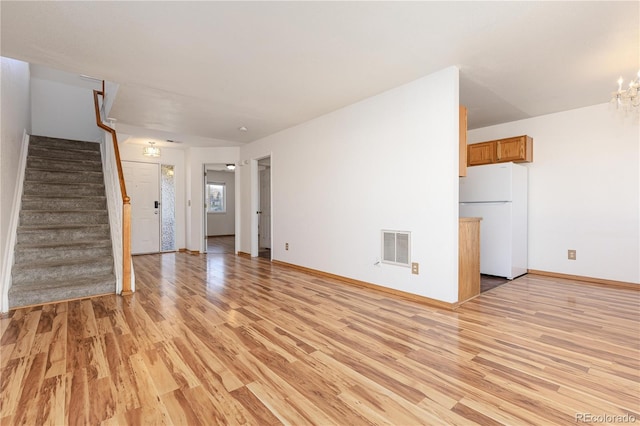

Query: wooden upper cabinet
<box><xmin>459</xmin><ymin>106</ymin><xmax>468</xmax><ymax>177</ymax></box>
<box><xmin>467</xmin><ymin>141</ymin><xmax>495</xmax><ymax>166</ymax></box>
<box><xmin>496</xmin><ymin>135</ymin><xmax>533</xmax><ymax>163</ymax></box>
<box><xmin>467</xmin><ymin>135</ymin><xmax>533</xmax><ymax>167</ymax></box>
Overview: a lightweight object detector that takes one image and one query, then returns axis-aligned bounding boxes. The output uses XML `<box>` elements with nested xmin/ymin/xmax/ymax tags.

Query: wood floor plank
<box><xmin>102</xmin><ymin>348</ymin><xmax>139</xmax><ymax>414</ymax></box>
<box><xmin>152</xmin><ymin>339</ymin><xmax>201</xmax><ymax>390</ymax></box>
<box><xmin>0</xmin><ymin>314</ymin><xmax>13</xmax><ymax>343</ymax></box>
<box><xmin>0</xmin><ymin>344</ymin><xmax>15</xmax><ymax>370</ymax></box>
<box><xmin>12</xmin><ymin>352</ymin><xmax>48</xmax><ymax>425</ymax></box>
<box><xmin>1</xmin><ymin>243</ymin><xmax>638</xmax><ymax>425</ymax></box>
<box><xmin>229</xmin><ymin>385</ymin><xmax>282</xmax><ymax>425</ymax></box>
<box><xmin>140</xmin><ymin>347</ymin><xmax>179</xmax><ymax>395</ymax></box>
<box><xmin>0</xmin><ymin>355</ymin><xmax>36</xmax><ymax>419</ymax></box>
<box><xmin>65</xmin><ymin>369</ymin><xmax>89</xmax><ymax>426</ymax></box>
<box><xmin>9</xmin><ymin>309</ymin><xmax>41</xmax><ymax>360</ymax></box>
<box><xmin>44</xmin><ymin>308</ymin><xmax>67</xmax><ymax>379</ymax></box>
<box><xmin>346</xmin><ymin>382</ymin><xmax>436</xmax><ymax>425</ymax></box>
<box><xmin>87</xmin><ymin>376</ymin><xmax>117</xmax><ymax>425</ymax></box>
<box><xmin>34</xmin><ymin>373</ymin><xmax>65</xmax><ymax>426</ymax></box>
<box><xmin>246</xmin><ymin>380</ymin><xmax>332</xmax><ymax>426</ymax></box>
<box><xmin>161</xmin><ymin>388</ymin><xmax>202</xmax><ymax>426</ymax></box>
<box><xmin>0</xmin><ymin>310</ymin><xmax>24</xmax><ymax>347</ymax></box>
<box><xmin>126</xmin><ymin>353</ymin><xmax>173</xmax><ymax>424</ymax></box>
<box><xmin>171</xmin><ymin>332</ymin><xmax>245</xmax><ymax>393</ymax></box>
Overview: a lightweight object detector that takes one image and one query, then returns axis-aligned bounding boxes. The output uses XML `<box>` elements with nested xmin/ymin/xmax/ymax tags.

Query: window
<box><xmin>206</xmin><ymin>182</ymin><xmax>226</xmax><ymax>213</ymax></box>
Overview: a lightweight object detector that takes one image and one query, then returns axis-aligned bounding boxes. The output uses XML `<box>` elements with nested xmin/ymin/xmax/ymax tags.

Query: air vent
<box><xmin>381</xmin><ymin>230</ymin><xmax>411</xmax><ymax>267</ymax></box>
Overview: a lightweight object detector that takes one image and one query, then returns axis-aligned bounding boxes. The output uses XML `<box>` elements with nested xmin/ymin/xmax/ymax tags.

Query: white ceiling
<box><xmin>2</xmin><ymin>1</ymin><xmax>638</xmax><ymax>146</ymax></box>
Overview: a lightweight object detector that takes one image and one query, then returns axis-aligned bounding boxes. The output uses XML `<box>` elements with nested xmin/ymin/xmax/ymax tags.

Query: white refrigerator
<box><xmin>459</xmin><ymin>162</ymin><xmax>528</xmax><ymax>279</ymax></box>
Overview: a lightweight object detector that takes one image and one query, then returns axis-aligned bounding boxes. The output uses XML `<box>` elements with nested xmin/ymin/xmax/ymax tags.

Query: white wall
<box><xmin>186</xmin><ymin>147</ymin><xmax>240</xmax><ymax>252</ymax></box>
<box><xmin>30</xmin><ymin>66</ymin><xmax>102</xmax><ymax>142</ymax></box>
<box><xmin>206</xmin><ymin>170</ymin><xmax>236</xmax><ymax>236</ymax></box>
<box><xmin>0</xmin><ymin>57</ymin><xmax>31</xmax><ymax>311</ymax></box>
<box><xmin>118</xmin><ymin>143</ymin><xmax>187</xmax><ymax>250</ymax></box>
<box><xmin>239</xmin><ymin>67</ymin><xmax>460</xmax><ymax>303</ymax></box>
<box><xmin>468</xmin><ymin>103</ymin><xmax>639</xmax><ymax>284</ymax></box>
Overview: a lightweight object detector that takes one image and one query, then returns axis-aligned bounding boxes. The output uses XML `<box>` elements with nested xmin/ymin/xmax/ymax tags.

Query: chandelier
<box><xmin>143</xmin><ymin>141</ymin><xmax>160</xmax><ymax>157</ymax></box>
<box><xmin>610</xmin><ymin>70</ymin><xmax>640</xmax><ymax>112</ymax></box>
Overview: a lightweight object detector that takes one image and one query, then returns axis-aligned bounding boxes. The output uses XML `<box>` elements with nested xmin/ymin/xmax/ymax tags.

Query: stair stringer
<box><xmin>0</xmin><ymin>131</ymin><xmax>29</xmax><ymax>313</ymax></box>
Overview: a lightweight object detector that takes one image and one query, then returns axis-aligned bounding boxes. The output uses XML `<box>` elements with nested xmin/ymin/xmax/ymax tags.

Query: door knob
<box><xmin>155</xmin><ymin>201</ymin><xmax>159</xmax><ymax>208</ymax></box>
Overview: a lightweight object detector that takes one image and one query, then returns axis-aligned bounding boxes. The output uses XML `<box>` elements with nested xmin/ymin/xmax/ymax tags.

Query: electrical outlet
<box><xmin>411</xmin><ymin>262</ymin><xmax>419</xmax><ymax>275</ymax></box>
<box><xmin>285</xmin><ymin>242</ymin><xmax>289</xmax><ymax>251</ymax></box>
<box><xmin>568</xmin><ymin>249</ymin><xmax>576</xmax><ymax>260</ymax></box>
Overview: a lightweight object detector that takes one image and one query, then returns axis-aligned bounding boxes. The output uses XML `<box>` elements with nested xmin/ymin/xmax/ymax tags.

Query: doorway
<box><xmin>122</xmin><ymin>161</ymin><xmax>176</xmax><ymax>254</ymax></box>
<box><xmin>203</xmin><ymin>164</ymin><xmax>236</xmax><ymax>255</ymax></box>
<box><xmin>257</xmin><ymin>157</ymin><xmax>271</xmax><ymax>259</ymax></box>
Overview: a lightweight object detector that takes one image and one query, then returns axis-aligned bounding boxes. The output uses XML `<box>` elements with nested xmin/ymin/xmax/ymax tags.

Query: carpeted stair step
<box><xmin>24</xmin><ymin>169</ymin><xmax>105</xmax><ymax>185</ymax></box>
<box><xmin>11</xmin><ymin>257</ymin><xmax>114</xmax><ymax>286</ymax></box>
<box><xmin>28</xmin><ymin>145</ymin><xmax>102</xmax><ymax>162</ymax></box>
<box><xmin>14</xmin><ymin>240</ymin><xmax>113</xmax><ymax>265</ymax></box>
<box><xmin>29</xmin><ymin>136</ymin><xmax>101</xmax><ymax>152</ymax></box>
<box><xmin>20</xmin><ymin>210</ymin><xmax>109</xmax><ymax>226</ymax></box>
<box><xmin>16</xmin><ymin>224</ymin><xmax>111</xmax><ymax>245</ymax></box>
<box><xmin>23</xmin><ymin>181</ymin><xmax>105</xmax><ymax>197</ymax></box>
<box><xmin>8</xmin><ymin>275</ymin><xmax>115</xmax><ymax>308</ymax></box>
<box><xmin>27</xmin><ymin>156</ymin><xmax>103</xmax><ymax>172</ymax></box>
<box><xmin>10</xmin><ymin>135</ymin><xmax>116</xmax><ymax>309</ymax></box>
<box><xmin>21</xmin><ymin>195</ymin><xmax>107</xmax><ymax>211</ymax></box>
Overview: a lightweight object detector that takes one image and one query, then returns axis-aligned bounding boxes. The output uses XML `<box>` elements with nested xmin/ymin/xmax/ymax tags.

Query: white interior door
<box><xmin>259</xmin><ymin>167</ymin><xmax>271</xmax><ymax>249</ymax></box>
<box><xmin>123</xmin><ymin>161</ymin><xmax>160</xmax><ymax>254</ymax></box>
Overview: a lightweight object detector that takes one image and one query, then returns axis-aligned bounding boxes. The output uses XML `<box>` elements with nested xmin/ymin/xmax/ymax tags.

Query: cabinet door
<box><xmin>496</xmin><ymin>136</ymin><xmax>525</xmax><ymax>162</ymax></box>
<box><xmin>459</xmin><ymin>106</ymin><xmax>468</xmax><ymax>177</ymax></box>
<box><xmin>467</xmin><ymin>141</ymin><xmax>495</xmax><ymax>166</ymax></box>
<box><xmin>496</xmin><ymin>136</ymin><xmax>533</xmax><ymax>163</ymax></box>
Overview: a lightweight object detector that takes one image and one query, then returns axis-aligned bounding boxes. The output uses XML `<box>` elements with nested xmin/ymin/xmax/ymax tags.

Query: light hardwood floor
<box><xmin>206</xmin><ymin>236</ymin><xmax>235</xmax><ymax>254</ymax></box>
<box><xmin>1</xmin><ymin>252</ymin><xmax>638</xmax><ymax>425</ymax></box>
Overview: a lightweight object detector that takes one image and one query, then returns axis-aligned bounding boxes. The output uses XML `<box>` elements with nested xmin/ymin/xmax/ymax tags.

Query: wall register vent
<box><xmin>381</xmin><ymin>230</ymin><xmax>411</xmax><ymax>267</ymax></box>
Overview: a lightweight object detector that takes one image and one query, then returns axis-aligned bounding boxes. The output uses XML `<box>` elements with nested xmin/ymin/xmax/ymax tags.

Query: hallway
<box><xmin>206</xmin><ymin>236</ymin><xmax>235</xmax><ymax>254</ymax></box>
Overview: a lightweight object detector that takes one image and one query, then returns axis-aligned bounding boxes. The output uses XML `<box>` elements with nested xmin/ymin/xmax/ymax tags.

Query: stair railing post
<box><xmin>122</xmin><ymin>197</ymin><xmax>132</xmax><ymax>294</ymax></box>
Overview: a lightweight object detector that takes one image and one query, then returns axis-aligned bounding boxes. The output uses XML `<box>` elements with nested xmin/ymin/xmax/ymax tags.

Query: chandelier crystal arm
<box><xmin>611</xmin><ymin>70</ymin><xmax>640</xmax><ymax>111</ymax></box>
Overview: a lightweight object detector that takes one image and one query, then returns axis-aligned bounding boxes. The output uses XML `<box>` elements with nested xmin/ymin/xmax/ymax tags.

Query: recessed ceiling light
<box><xmin>239</xmin><ymin>126</ymin><xmax>248</xmax><ymax>132</ymax></box>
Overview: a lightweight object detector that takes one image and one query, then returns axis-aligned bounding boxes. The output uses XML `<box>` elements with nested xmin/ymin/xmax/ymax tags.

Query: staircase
<box><xmin>9</xmin><ymin>136</ymin><xmax>116</xmax><ymax>308</ymax></box>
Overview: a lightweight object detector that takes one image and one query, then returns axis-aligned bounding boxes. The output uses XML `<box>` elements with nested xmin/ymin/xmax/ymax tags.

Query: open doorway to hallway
<box><xmin>257</xmin><ymin>157</ymin><xmax>271</xmax><ymax>259</ymax></box>
<box><xmin>204</xmin><ymin>163</ymin><xmax>236</xmax><ymax>255</ymax></box>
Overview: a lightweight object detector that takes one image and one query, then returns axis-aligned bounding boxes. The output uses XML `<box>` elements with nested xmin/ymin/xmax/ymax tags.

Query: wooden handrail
<box><xmin>93</xmin><ymin>81</ymin><xmax>132</xmax><ymax>295</ymax></box>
